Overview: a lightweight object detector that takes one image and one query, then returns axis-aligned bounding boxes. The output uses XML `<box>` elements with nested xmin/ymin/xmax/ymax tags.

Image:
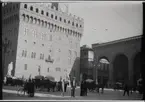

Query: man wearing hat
<box><xmin>71</xmin><ymin>77</ymin><xmax>77</xmax><ymax>97</ymax></box>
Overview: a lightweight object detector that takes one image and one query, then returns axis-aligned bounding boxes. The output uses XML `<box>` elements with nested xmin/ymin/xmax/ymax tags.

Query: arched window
<box><xmin>55</xmin><ymin>16</ymin><xmax>57</xmax><ymax>20</ymax></box>
<box><xmin>41</xmin><ymin>10</ymin><xmax>44</xmax><ymax>15</ymax></box>
<box><xmin>54</xmin><ymin>25</ymin><xmax>57</xmax><ymax>30</ymax></box>
<box><xmin>76</xmin><ymin>23</ymin><xmax>78</xmax><ymax>27</ymax></box>
<box><xmin>38</xmin><ymin>19</ymin><xmax>40</xmax><ymax>25</ymax></box>
<box><xmin>72</xmin><ymin>22</ymin><xmax>74</xmax><ymax>26</ymax></box>
<box><xmin>22</xmin><ymin>14</ymin><xmax>25</xmax><ymax>21</ymax></box>
<box><xmin>46</xmin><ymin>12</ymin><xmax>49</xmax><ymax>16</ymax></box>
<box><xmin>13</xmin><ymin>5</ymin><xmax>15</xmax><ymax>10</ymax></box>
<box><xmin>30</xmin><ymin>6</ymin><xmax>33</xmax><ymax>11</ymax></box>
<box><xmin>16</xmin><ymin>4</ymin><xmax>19</xmax><ymax>8</ymax></box>
<box><xmin>80</xmin><ymin>25</ymin><xmax>82</xmax><ymax>28</ymax></box>
<box><xmin>70</xmin><ymin>30</ymin><xmax>72</xmax><ymax>34</ymax></box>
<box><xmin>36</xmin><ymin>8</ymin><xmax>39</xmax><ymax>13</ymax></box>
<box><xmin>47</xmin><ymin>22</ymin><xmax>50</xmax><ymax>28</ymax></box>
<box><xmin>63</xmin><ymin>28</ymin><xmax>64</xmax><ymax>32</ymax></box>
<box><xmin>24</xmin><ymin>4</ymin><xmax>27</xmax><ymax>9</ymax></box>
<box><xmin>41</xmin><ymin>20</ymin><xmax>44</xmax><ymax>26</ymax></box>
<box><xmin>59</xmin><ymin>17</ymin><xmax>62</xmax><ymax>21</ymax></box>
<box><xmin>60</xmin><ymin>27</ymin><xmax>62</xmax><ymax>32</ymax></box>
<box><xmin>26</xmin><ymin>15</ymin><xmax>29</xmax><ymax>22</ymax></box>
<box><xmin>65</xmin><ymin>28</ymin><xmax>67</xmax><ymax>33</ymax></box>
<box><xmin>68</xmin><ymin>20</ymin><xmax>70</xmax><ymax>24</ymax></box>
<box><xmin>64</xmin><ymin>19</ymin><xmax>66</xmax><ymax>23</ymax></box>
<box><xmin>34</xmin><ymin>18</ymin><xmax>37</xmax><ymax>24</ymax></box>
<box><xmin>51</xmin><ymin>14</ymin><xmax>53</xmax><ymax>18</ymax></box>
<box><xmin>30</xmin><ymin>16</ymin><xmax>33</xmax><ymax>23</ymax></box>
<box><xmin>44</xmin><ymin>21</ymin><xmax>47</xmax><ymax>27</ymax></box>
<box><xmin>51</xmin><ymin>24</ymin><xmax>54</xmax><ymax>29</ymax></box>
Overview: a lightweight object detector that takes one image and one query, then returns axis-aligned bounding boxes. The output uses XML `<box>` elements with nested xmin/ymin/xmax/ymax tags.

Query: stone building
<box><xmin>80</xmin><ymin>45</ymin><xmax>94</xmax><ymax>80</ymax></box>
<box><xmin>2</xmin><ymin>2</ymin><xmax>84</xmax><ymax>81</ymax></box>
<box><xmin>92</xmin><ymin>35</ymin><xmax>142</xmax><ymax>87</ymax></box>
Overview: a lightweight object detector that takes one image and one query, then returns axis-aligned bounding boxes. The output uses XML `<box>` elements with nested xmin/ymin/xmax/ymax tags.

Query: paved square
<box><xmin>3</xmin><ymin>86</ymin><xmax>143</xmax><ymax>100</ymax></box>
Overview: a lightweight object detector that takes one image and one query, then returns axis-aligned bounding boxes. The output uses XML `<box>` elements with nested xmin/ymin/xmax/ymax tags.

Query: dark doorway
<box><xmin>133</xmin><ymin>52</ymin><xmax>141</xmax><ymax>86</ymax></box>
<box><xmin>113</xmin><ymin>54</ymin><xmax>129</xmax><ymax>84</ymax></box>
<box><xmin>97</xmin><ymin>58</ymin><xmax>109</xmax><ymax>86</ymax></box>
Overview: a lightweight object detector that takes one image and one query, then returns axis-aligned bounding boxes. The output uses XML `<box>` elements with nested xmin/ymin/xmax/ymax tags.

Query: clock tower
<box><xmin>51</xmin><ymin>3</ymin><xmax>69</xmax><ymax>13</ymax></box>
<box><xmin>59</xmin><ymin>3</ymin><xmax>69</xmax><ymax>13</ymax></box>
<box><xmin>51</xmin><ymin>2</ymin><xmax>59</xmax><ymax>10</ymax></box>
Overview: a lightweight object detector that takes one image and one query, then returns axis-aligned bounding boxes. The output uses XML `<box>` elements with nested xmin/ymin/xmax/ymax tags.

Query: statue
<box><xmin>7</xmin><ymin>62</ymin><xmax>13</xmax><ymax>77</ymax></box>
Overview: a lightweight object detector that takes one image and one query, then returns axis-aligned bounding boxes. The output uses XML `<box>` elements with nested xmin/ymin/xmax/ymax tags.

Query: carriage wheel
<box><xmin>17</xmin><ymin>88</ymin><xmax>25</xmax><ymax>96</ymax></box>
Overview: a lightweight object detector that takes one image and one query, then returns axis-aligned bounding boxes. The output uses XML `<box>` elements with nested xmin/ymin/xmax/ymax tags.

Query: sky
<box><xmin>67</xmin><ymin>1</ymin><xmax>143</xmax><ymax>47</ymax></box>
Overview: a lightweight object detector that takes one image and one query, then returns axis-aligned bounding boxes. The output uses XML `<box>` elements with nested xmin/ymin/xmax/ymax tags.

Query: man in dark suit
<box><xmin>123</xmin><ymin>83</ymin><xmax>129</xmax><ymax>96</ymax></box>
<box><xmin>71</xmin><ymin>77</ymin><xmax>77</xmax><ymax>97</ymax></box>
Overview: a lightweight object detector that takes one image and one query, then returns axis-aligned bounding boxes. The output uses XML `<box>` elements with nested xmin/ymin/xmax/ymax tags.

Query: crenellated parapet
<box><xmin>2</xmin><ymin>2</ymin><xmax>83</xmax><ymax>39</ymax></box>
<box><xmin>20</xmin><ymin>3</ymin><xmax>83</xmax><ymax>29</ymax></box>
<box><xmin>2</xmin><ymin>2</ymin><xmax>19</xmax><ymax>26</ymax></box>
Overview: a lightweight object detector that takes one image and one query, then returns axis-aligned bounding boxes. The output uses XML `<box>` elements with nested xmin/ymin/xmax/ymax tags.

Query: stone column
<box><xmin>109</xmin><ymin>62</ymin><xmax>113</xmax><ymax>87</ymax></box>
<box><xmin>128</xmin><ymin>57</ymin><xmax>134</xmax><ymax>86</ymax></box>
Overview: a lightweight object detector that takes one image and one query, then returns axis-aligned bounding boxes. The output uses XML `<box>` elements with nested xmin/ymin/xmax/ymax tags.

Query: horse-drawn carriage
<box><xmin>4</xmin><ymin>75</ymin><xmax>24</xmax><ymax>87</ymax></box>
<box><xmin>82</xmin><ymin>79</ymin><xmax>104</xmax><ymax>93</ymax></box>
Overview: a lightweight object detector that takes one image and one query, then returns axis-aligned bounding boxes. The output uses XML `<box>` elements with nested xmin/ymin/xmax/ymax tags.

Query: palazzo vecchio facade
<box><xmin>2</xmin><ymin>2</ymin><xmax>84</xmax><ymax>81</ymax></box>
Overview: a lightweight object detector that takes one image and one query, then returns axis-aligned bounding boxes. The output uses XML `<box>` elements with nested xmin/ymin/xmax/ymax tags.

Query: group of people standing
<box><xmin>80</xmin><ymin>80</ymin><xmax>88</xmax><ymax>96</ymax></box>
<box><xmin>24</xmin><ymin>78</ymin><xmax>35</xmax><ymax>97</ymax></box>
<box><xmin>60</xmin><ymin>77</ymin><xmax>77</xmax><ymax>97</ymax></box>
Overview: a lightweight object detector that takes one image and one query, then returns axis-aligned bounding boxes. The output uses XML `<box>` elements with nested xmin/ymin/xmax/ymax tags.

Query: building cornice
<box><xmin>92</xmin><ymin>35</ymin><xmax>142</xmax><ymax>48</ymax></box>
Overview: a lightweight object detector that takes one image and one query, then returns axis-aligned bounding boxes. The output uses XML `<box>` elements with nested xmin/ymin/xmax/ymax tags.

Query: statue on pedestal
<box><xmin>7</xmin><ymin>62</ymin><xmax>13</xmax><ymax>77</ymax></box>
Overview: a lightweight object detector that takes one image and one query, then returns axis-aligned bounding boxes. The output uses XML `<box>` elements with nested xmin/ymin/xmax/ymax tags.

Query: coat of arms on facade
<box><xmin>45</xmin><ymin>55</ymin><xmax>54</xmax><ymax>63</ymax></box>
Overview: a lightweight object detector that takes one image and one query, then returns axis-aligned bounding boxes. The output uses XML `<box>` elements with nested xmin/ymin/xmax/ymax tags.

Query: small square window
<box><xmin>24</xmin><ymin>64</ymin><xmax>27</xmax><ymax>70</ymax></box>
<box><xmin>64</xmin><ymin>19</ymin><xmax>66</xmax><ymax>23</ymax></box>
<box><xmin>47</xmin><ymin>68</ymin><xmax>49</xmax><ymax>72</ymax></box>
<box><xmin>31</xmin><ymin>52</ymin><xmax>34</xmax><ymax>58</ymax></box>
<box><xmin>60</xmin><ymin>17</ymin><xmax>62</xmax><ymax>21</ymax></box>
<box><xmin>55</xmin><ymin>16</ymin><xmax>57</xmax><ymax>20</ymax></box>
<box><xmin>51</xmin><ymin>14</ymin><xmax>53</xmax><ymax>18</ymax></box>
<box><xmin>41</xmin><ymin>10</ymin><xmax>44</xmax><ymax>15</ymax></box>
<box><xmin>36</xmin><ymin>8</ymin><xmax>39</xmax><ymax>13</ymax></box>
<box><xmin>46</xmin><ymin>12</ymin><xmax>49</xmax><ymax>16</ymax></box>
<box><xmin>34</xmin><ymin>52</ymin><xmax>36</xmax><ymax>58</ymax></box>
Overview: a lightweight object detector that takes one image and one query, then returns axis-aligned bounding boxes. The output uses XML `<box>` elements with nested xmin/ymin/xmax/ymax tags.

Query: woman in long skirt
<box><xmin>61</xmin><ymin>79</ymin><xmax>65</xmax><ymax>97</ymax></box>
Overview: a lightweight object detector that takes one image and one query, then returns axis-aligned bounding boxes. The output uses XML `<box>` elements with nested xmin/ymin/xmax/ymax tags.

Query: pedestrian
<box><xmin>101</xmin><ymin>83</ymin><xmax>105</xmax><ymax>94</ymax></box>
<box><xmin>56</xmin><ymin>82</ymin><xmax>59</xmax><ymax>91</ymax></box>
<box><xmin>64</xmin><ymin>81</ymin><xmax>68</xmax><ymax>92</ymax></box>
<box><xmin>84</xmin><ymin>80</ymin><xmax>87</xmax><ymax>96</ymax></box>
<box><xmin>123</xmin><ymin>83</ymin><xmax>129</xmax><ymax>96</ymax></box>
<box><xmin>30</xmin><ymin>78</ymin><xmax>35</xmax><ymax>97</ymax></box>
<box><xmin>96</xmin><ymin>84</ymin><xmax>100</xmax><ymax>95</ymax></box>
<box><xmin>23</xmin><ymin>80</ymin><xmax>28</xmax><ymax>95</ymax></box>
<box><xmin>80</xmin><ymin>80</ymin><xmax>85</xmax><ymax>96</ymax></box>
<box><xmin>61</xmin><ymin>79</ymin><xmax>65</xmax><ymax>97</ymax></box>
<box><xmin>27</xmin><ymin>79</ymin><xmax>31</xmax><ymax>96</ymax></box>
<box><xmin>58</xmin><ymin>81</ymin><xmax>62</xmax><ymax>92</ymax></box>
<box><xmin>71</xmin><ymin>77</ymin><xmax>77</xmax><ymax>97</ymax></box>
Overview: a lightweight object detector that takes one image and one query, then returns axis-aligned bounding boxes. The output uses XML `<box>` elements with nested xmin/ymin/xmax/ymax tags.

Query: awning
<box><xmin>85</xmin><ymin>79</ymin><xmax>94</xmax><ymax>83</ymax></box>
<box><xmin>35</xmin><ymin>75</ymin><xmax>44</xmax><ymax>79</ymax></box>
<box><xmin>45</xmin><ymin>75</ymin><xmax>55</xmax><ymax>81</ymax></box>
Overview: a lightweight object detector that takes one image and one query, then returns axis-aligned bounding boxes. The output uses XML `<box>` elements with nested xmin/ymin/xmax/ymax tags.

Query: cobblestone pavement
<box><xmin>3</xmin><ymin>86</ymin><xmax>143</xmax><ymax>100</ymax></box>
